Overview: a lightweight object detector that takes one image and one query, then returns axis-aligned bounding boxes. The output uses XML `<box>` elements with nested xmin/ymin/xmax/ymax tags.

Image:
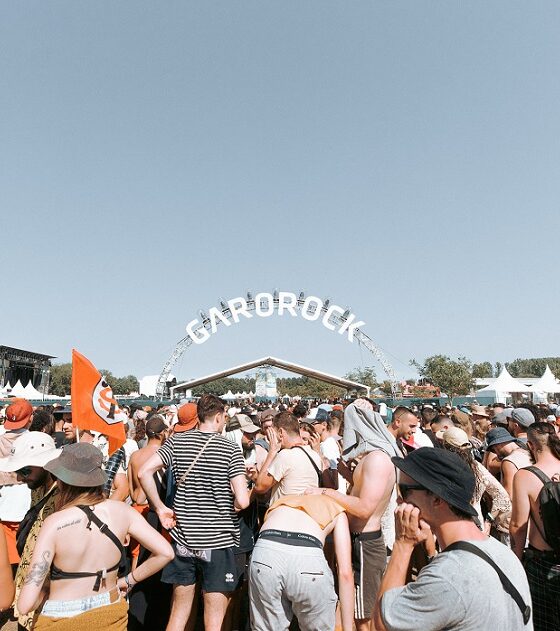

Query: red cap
<box><xmin>174</xmin><ymin>403</ymin><xmax>199</xmax><ymax>432</ymax></box>
<box><xmin>4</xmin><ymin>398</ymin><xmax>33</xmax><ymax>430</ymax></box>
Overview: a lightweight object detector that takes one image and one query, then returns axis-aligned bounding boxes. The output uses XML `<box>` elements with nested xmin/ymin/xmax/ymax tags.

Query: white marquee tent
<box><xmin>528</xmin><ymin>365</ymin><xmax>560</xmax><ymax>393</ymax></box>
<box><xmin>23</xmin><ymin>381</ymin><xmax>47</xmax><ymax>399</ymax></box>
<box><xmin>528</xmin><ymin>365</ymin><xmax>560</xmax><ymax>402</ymax></box>
<box><xmin>474</xmin><ymin>367</ymin><xmax>531</xmax><ymax>403</ymax></box>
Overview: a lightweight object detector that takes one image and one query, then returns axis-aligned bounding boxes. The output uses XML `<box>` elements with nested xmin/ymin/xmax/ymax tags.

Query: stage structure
<box><xmin>171</xmin><ymin>356</ymin><xmax>369</xmax><ymax>399</ymax></box>
<box><xmin>157</xmin><ymin>290</ymin><xmax>397</xmax><ymax>398</ymax></box>
<box><xmin>0</xmin><ymin>345</ymin><xmax>55</xmax><ymax>394</ymax></box>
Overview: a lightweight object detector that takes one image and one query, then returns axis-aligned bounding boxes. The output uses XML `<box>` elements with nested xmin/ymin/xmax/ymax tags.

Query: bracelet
<box><xmin>124</xmin><ymin>572</ymin><xmax>138</xmax><ymax>590</ymax></box>
<box><xmin>130</xmin><ymin>570</ymin><xmax>139</xmax><ymax>585</ymax></box>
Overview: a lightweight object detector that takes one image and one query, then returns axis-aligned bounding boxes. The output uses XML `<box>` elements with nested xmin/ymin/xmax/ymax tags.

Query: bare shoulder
<box><xmin>103</xmin><ymin>498</ymin><xmax>134</xmax><ymax>514</ymax></box>
<box><xmin>361</xmin><ymin>450</ymin><xmax>393</xmax><ymax>472</ymax></box>
<box><xmin>514</xmin><ymin>467</ymin><xmax>546</xmax><ymax>488</ymax></box>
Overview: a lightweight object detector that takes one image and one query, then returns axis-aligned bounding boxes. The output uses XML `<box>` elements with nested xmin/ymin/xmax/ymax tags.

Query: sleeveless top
<box><xmin>503</xmin><ymin>448</ymin><xmax>532</xmax><ymax>471</ymax></box>
<box><xmin>50</xmin><ymin>505</ymin><xmax>125</xmax><ymax>592</ymax></box>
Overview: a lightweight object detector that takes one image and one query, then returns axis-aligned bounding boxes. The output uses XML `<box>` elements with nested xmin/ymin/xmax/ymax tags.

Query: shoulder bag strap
<box><xmin>445</xmin><ymin>541</ymin><xmax>531</xmax><ymax>625</ymax></box>
<box><xmin>176</xmin><ymin>433</ymin><xmax>218</xmax><ymax>488</ymax></box>
<box><xmin>295</xmin><ymin>446</ymin><xmax>322</xmax><ymax>486</ymax></box>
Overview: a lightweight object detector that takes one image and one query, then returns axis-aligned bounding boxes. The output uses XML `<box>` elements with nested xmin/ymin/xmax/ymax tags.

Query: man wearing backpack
<box><xmin>511</xmin><ymin>421</ymin><xmax>560</xmax><ymax>630</ymax></box>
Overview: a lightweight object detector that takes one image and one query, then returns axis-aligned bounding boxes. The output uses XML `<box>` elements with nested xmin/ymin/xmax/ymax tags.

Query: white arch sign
<box><xmin>185</xmin><ymin>292</ymin><xmax>365</xmax><ymax>345</ymax></box>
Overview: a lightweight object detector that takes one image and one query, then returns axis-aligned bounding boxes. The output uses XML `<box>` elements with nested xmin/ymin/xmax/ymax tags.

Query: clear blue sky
<box><xmin>2</xmin><ymin>2</ymin><xmax>559</xmax><ymax>383</ymax></box>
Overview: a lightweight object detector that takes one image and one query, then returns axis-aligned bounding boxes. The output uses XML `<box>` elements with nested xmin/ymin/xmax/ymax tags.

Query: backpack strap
<box><xmin>521</xmin><ymin>466</ymin><xmax>551</xmax><ymax>543</ymax></box>
<box><xmin>445</xmin><ymin>541</ymin><xmax>531</xmax><ymax>625</ymax></box>
<box><xmin>523</xmin><ymin>465</ymin><xmax>552</xmax><ymax>485</ymax></box>
<box><xmin>295</xmin><ymin>446</ymin><xmax>322</xmax><ymax>486</ymax></box>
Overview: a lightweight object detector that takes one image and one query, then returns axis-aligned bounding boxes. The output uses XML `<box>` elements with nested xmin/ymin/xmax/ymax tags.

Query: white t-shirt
<box><xmin>414</xmin><ymin>427</ymin><xmax>435</xmax><ymax>448</ymax></box>
<box><xmin>268</xmin><ymin>446</ymin><xmax>322</xmax><ymax>504</ymax></box>
<box><xmin>320</xmin><ymin>436</ymin><xmax>346</xmax><ymax>492</ymax></box>
<box><xmin>0</xmin><ymin>483</ymin><xmax>32</xmax><ymax>522</ymax></box>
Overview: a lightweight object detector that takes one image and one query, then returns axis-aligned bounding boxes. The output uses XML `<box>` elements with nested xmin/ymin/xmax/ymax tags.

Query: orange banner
<box><xmin>71</xmin><ymin>349</ymin><xmax>127</xmax><ymax>455</ymax></box>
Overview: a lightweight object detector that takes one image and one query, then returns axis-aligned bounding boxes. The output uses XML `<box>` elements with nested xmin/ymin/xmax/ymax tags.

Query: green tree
<box><xmin>277</xmin><ymin>376</ymin><xmax>346</xmax><ymax>399</ymax></box>
<box><xmin>192</xmin><ymin>377</ymin><xmax>256</xmax><ymax>396</ymax></box>
<box><xmin>472</xmin><ymin>362</ymin><xmax>494</xmax><ymax>379</ymax></box>
<box><xmin>411</xmin><ymin>355</ymin><xmax>473</xmax><ymax>405</ymax></box>
<box><xmin>343</xmin><ymin>366</ymin><xmax>378</xmax><ymax>389</ymax></box>
<box><xmin>48</xmin><ymin>363</ymin><xmax>139</xmax><ymax>397</ymax></box>
<box><xmin>49</xmin><ymin>363</ymin><xmax>72</xmax><ymax>397</ymax></box>
<box><xmin>113</xmin><ymin>375</ymin><xmax>140</xmax><ymax>395</ymax></box>
<box><xmin>379</xmin><ymin>380</ymin><xmax>394</xmax><ymax>396</ymax></box>
<box><xmin>506</xmin><ymin>357</ymin><xmax>560</xmax><ymax>378</ymax></box>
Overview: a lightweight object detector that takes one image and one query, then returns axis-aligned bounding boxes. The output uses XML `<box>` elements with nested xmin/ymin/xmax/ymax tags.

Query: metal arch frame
<box><xmin>156</xmin><ymin>291</ymin><xmax>398</xmax><ymax>398</ymax></box>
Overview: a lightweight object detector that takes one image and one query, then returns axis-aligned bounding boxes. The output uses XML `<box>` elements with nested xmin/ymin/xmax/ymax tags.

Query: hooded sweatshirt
<box><xmin>342</xmin><ymin>399</ymin><xmax>403</xmax><ymax>462</ymax></box>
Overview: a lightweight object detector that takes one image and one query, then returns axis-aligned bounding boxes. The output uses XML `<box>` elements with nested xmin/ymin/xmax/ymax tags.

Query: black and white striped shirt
<box><xmin>158</xmin><ymin>430</ymin><xmax>245</xmax><ymax>550</ymax></box>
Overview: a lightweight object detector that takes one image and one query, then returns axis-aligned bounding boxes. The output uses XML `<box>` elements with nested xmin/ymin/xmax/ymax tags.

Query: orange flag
<box><xmin>71</xmin><ymin>349</ymin><xmax>127</xmax><ymax>455</ymax></box>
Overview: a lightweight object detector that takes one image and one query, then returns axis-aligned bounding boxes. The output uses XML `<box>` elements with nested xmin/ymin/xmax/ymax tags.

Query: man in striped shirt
<box><xmin>139</xmin><ymin>394</ymin><xmax>251</xmax><ymax>631</ymax></box>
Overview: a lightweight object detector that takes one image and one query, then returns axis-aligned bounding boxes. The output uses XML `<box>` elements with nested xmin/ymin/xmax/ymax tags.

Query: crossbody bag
<box><xmin>165</xmin><ymin>434</ymin><xmax>219</xmax><ymax>507</ymax></box>
<box><xmin>445</xmin><ymin>541</ymin><xmax>531</xmax><ymax>625</ymax></box>
<box><xmin>295</xmin><ymin>445</ymin><xmax>338</xmax><ymax>489</ymax></box>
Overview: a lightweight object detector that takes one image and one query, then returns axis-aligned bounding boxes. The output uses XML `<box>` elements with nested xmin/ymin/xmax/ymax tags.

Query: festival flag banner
<box><xmin>71</xmin><ymin>349</ymin><xmax>127</xmax><ymax>455</ymax></box>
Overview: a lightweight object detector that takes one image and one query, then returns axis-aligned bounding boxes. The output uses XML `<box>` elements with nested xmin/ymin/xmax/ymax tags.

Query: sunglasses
<box><xmin>16</xmin><ymin>466</ymin><xmax>32</xmax><ymax>477</ymax></box>
<box><xmin>398</xmin><ymin>483</ymin><xmax>427</xmax><ymax>500</ymax></box>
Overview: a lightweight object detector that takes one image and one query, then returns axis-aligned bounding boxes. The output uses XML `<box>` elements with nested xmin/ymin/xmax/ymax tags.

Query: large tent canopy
<box><xmin>475</xmin><ymin>367</ymin><xmax>530</xmax><ymax>394</ymax></box>
<box><xmin>528</xmin><ymin>365</ymin><xmax>560</xmax><ymax>394</ymax></box>
<box><xmin>171</xmin><ymin>356</ymin><xmax>369</xmax><ymax>397</ymax></box>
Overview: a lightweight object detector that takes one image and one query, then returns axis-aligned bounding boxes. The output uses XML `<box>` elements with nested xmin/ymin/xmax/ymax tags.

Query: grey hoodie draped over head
<box><xmin>342</xmin><ymin>400</ymin><xmax>403</xmax><ymax>461</ymax></box>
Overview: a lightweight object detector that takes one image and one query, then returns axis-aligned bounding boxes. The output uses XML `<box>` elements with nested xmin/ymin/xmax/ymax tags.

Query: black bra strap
<box><xmin>77</xmin><ymin>505</ymin><xmax>125</xmax><ymax>555</ymax></box>
<box><xmin>445</xmin><ymin>541</ymin><xmax>531</xmax><ymax>625</ymax></box>
<box><xmin>51</xmin><ymin>561</ymin><xmax>121</xmax><ymax>591</ymax></box>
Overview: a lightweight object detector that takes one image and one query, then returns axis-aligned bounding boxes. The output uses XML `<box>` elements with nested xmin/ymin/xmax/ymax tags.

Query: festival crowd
<box><xmin>1</xmin><ymin>395</ymin><xmax>560</xmax><ymax>631</ymax></box>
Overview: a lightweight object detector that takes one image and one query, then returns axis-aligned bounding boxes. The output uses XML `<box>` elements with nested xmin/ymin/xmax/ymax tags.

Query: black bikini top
<box><xmin>50</xmin><ymin>505</ymin><xmax>125</xmax><ymax>592</ymax></box>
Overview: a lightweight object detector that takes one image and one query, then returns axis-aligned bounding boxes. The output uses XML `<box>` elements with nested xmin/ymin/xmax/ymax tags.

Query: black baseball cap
<box><xmin>392</xmin><ymin>447</ymin><xmax>478</xmax><ymax>517</ymax></box>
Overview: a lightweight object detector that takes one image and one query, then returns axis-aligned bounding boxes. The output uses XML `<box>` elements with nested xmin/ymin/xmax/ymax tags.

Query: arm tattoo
<box><xmin>24</xmin><ymin>551</ymin><xmax>52</xmax><ymax>586</ymax></box>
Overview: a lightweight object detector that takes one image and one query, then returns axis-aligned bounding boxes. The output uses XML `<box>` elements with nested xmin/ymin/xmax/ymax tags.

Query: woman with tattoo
<box><xmin>0</xmin><ymin>526</ymin><xmax>15</xmax><ymax>611</ymax></box>
<box><xmin>18</xmin><ymin>443</ymin><xmax>174</xmax><ymax>630</ymax></box>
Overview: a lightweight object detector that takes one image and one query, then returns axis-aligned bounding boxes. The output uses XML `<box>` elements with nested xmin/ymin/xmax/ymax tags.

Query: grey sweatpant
<box><xmin>249</xmin><ymin>538</ymin><xmax>337</xmax><ymax>631</ymax></box>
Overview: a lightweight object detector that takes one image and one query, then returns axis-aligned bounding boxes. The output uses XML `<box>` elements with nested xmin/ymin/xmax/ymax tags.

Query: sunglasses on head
<box><xmin>16</xmin><ymin>466</ymin><xmax>32</xmax><ymax>477</ymax></box>
<box><xmin>398</xmin><ymin>483</ymin><xmax>427</xmax><ymax>500</ymax></box>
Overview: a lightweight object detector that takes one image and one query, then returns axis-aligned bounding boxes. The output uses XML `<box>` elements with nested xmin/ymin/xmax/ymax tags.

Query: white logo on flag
<box><xmin>92</xmin><ymin>377</ymin><xmax>128</xmax><ymax>425</ymax></box>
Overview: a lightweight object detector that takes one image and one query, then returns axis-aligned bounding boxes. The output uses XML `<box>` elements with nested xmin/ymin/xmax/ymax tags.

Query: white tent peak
<box><xmin>476</xmin><ymin>367</ymin><xmax>529</xmax><ymax>394</ymax></box>
<box><xmin>528</xmin><ymin>365</ymin><xmax>560</xmax><ymax>393</ymax></box>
